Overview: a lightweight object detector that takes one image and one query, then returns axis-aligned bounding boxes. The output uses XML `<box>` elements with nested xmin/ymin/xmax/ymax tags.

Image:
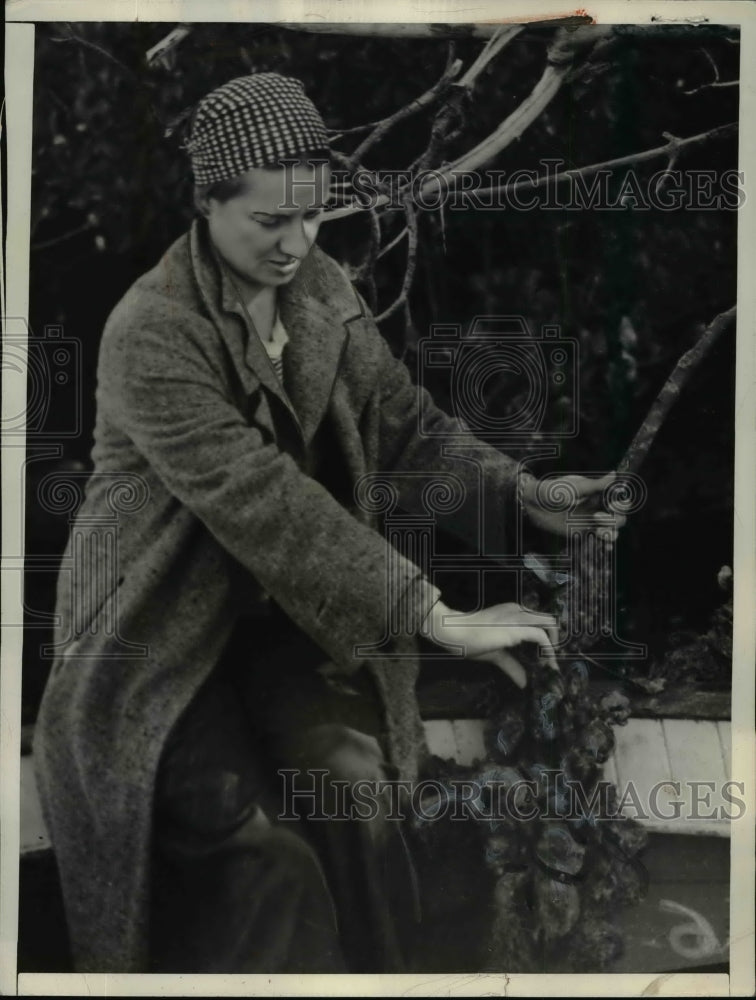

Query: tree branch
<box><xmin>402</xmin><ymin>25</ymin><xmax>524</xmax><ymax>181</ymax></box>
<box><xmin>347</xmin><ymin>53</ymin><xmax>464</xmax><ymax>168</ymax></box>
<box><xmin>145</xmin><ymin>24</ymin><xmax>193</xmax><ymax>67</ymax></box>
<box><xmin>681</xmin><ymin>46</ymin><xmax>739</xmax><ymax>96</ymax></box>
<box><xmin>31</xmin><ymin>220</ymin><xmax>95</xmax><ymax>252</ymax></box>
<box><xmin>376</xmin><ymin>223</ymin><xmax>409</xmax><ymax>260</ymax></box>
<box><xmin>323</xmin><ymin>121</ymin><xmax>737</xmax><ymax>236</ymax></box>
<box><xmin>51</xmin><ymin>26</ymin><xmax>143</xmax><ymax>85</ymax></box>
<box><xmin>618</xmin><ymin>306</ymin><xmax>736</xmax><ymax>475</ymax></box>
<box><xmin>374</xmin><ymin>196</ymin><xmax>419</xmax><ymax>323</ymax></box>
<box><xmin>457</xmin><ymin>24</ymin><xmax>524</xmax><ymax>87</ymax></box>
<box><xmin>426</xmin><ymin>122</ymin><xmax>739</xmax><ymax>201</ymax></box>
<box><xmin>279</xmin><ymin>18</ymin><xmax>591</xmax><ymax>40</ymax></box>
<box><xmin>413</xmin><ymin>25</ymin><xmax>614</xmax><ymax>200</ymax></box>
<box><xmin>555</xmin><ymin>305</ymin><xmax>736</xmax><ymax>654</ymax></box>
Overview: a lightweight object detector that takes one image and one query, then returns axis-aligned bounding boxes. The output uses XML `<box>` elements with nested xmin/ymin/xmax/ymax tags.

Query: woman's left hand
<box><xmin>519</xmin><ymin>471</ymin><xmax>627</xmax><ymax>542</ymax></box>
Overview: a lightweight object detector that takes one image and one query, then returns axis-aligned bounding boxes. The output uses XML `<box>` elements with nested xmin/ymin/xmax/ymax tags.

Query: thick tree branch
<box><xmin>457</xmin><ymin>24</ymin><xmax>524</xmax><ymax>87</ymax></box>
<box><xmin>462</xmin><ymin>121</ymin><xmax>738</xmax><ymax>200</ymax></box>
<box><xmin>142</xmin><ymin>16</ymin><xmax>593</xmax><ymax>64</ymax></box>
<box><xmin>280</xmin><ymin>19</ymin><xmax>590</xmax><ymax>40</ymax></box>
<box><xmin>323</xmin><ymin>121</ymin><xmax>737</xmax><ymax>223</ymax></box>
<box><xmin>618</xmin><ymin>306</ymin><xmax>736</xmax><ymax>475</ymax></box>
<box><xmin>403</xmin><ymin>25</ymin><xmax>524</xmax><ymax>181</ymax></box>
<box><xmin>415</xmin><ymin>26</ymin><xmax>614</xmax><ymax>200</ymax></box>
<box><xmin>555</xmin><ymin>306</ymin><xmax>736</xmax><ymax>654</ymax></box>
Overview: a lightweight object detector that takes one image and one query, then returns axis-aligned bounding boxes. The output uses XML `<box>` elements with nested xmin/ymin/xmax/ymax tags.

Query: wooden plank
<box><xmin>423</xmin><ymin>719</ymin><xmax>459</xmax><ymax>762</ymax></box>
<box><xmin>663</xmin><ymin>719</ymin><xmax>727</xmax><ymax>785</ymax></box>
<box><xmin>451</xmin><ymin>719</ymin><xmax>486</xmax><ymax>766</ymax></box>
<box><xmin>423</xmin><ymin>715</ymin><xmax>733</xmax><ymax>836</ymax></box>
<box><xmin>717</xmin><ymin>722</ymin><xmax>731</xmax><ymax>781</ymax></box>
<box><xmin>612</xmin><ymin>718</ymin><xmax>676</xmax><ymax>820</ymax></box>
<box><xmin>662</xmin><ymin>719</ymin><xmax>729</xmax><ymax>835</ymax></box>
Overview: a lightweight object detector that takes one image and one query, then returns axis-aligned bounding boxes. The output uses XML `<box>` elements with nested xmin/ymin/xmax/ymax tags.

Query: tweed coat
<box><xmin>33</xmin><ymin>217</ymin><xmax>521</xmax><ymax>972</ymax></box>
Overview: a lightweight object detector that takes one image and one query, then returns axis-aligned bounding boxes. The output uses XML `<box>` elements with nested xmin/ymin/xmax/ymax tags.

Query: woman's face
<box><xmin>204</xmin><ymin>161</ymin><xmax>331</xmax><ymax>295</ymax></box>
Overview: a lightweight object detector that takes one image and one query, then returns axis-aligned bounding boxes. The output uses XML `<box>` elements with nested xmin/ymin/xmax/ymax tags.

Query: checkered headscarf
<box><xmin>184</xmin><ymin>73</ymin><xmax>330</xmax><ymax>186</ymax></box>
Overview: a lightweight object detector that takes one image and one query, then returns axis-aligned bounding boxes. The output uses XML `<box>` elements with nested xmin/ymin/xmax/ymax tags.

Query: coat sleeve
<box><xmin>366</xmin><ymin>309</ymin><xmax>522</xmax><ymax>555</ymax></box>
<box><xmin>97</xmin><ymin>295</ymin><xmax>440</xmax><ymax>673</ymax></box>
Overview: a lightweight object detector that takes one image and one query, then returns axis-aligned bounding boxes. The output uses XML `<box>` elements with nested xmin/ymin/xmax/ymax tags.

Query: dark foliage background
<box><xmin>24</xmin><ymin>22</ymin><xmax>739</xmax><ymax>719</ymax></box>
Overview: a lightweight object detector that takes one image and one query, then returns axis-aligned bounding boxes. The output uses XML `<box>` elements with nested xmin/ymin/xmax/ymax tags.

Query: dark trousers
<box><xmin>149</xmin><ymin>610</ymin><xmax>420</xmax><ymax>973</ymax></box>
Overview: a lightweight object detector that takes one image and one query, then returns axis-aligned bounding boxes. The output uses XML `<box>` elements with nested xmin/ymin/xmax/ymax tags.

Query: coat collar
<box><xmin>189</xmin><ymin>217</ymin><xmax>363</xmax><ymax>445</ymax></box>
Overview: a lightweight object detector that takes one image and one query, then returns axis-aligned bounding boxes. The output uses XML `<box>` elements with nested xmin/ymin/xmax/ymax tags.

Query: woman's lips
<box><xmin>268</xmin><ymin>259</ymin><xmax>298</xmax><ymax>273</ymax></box>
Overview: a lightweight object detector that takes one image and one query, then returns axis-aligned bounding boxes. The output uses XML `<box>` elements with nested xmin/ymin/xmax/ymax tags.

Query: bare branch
<box><xmin>655</xmin><ymin>131</ymin><xmax>681</xmax><ymax>191</ymax></box>
<box><xmin>279</xmin><ymin>18</ymin><xmax>591</xmax><ymax>40</ymax></box>
<box><xmin>376</xmin><ymin>224</ymin><xmax>409</xmax><ymax>261</ymax></box>
<box><xmin>374</xmin><ymin>197</ymin><xmax>419</xmax><ymax>323</ymax></box>
<box><xmin>683</xmin><ymin>79</ymin><xmax>739</xmax><ymax>96</ymax></box>
<box><xmin>52</xmin><ymin>27</ymin><xmax>142</xmax><ymax>84</ymax></box>
<box><xmin>145</xmin><ymin>24</ymin><xmax>193</xmax><ymax>67</ymax></box>
<box><xmin>352</xmin><ymin>205</ymin><xmax>382</xmax><ymax>283</ymax></box>
<box><xmin>681</xmin><ymin>45</ymin><xmax>739</xmax><ymax>95</ymax></box>
<box><xmin>558</xmin><ymin>305</ymin><xmax>736</xmax><ymax>654</ymax></box>
<box><xmin>398</xmin><ymin>25</ymin><xmax>524</xmax><ymax>182</ymax></box>
<box><xmin>417</xmin><ymin>25</ymin><xmax>614</xmax><ymax>200</ymax></box>
<box><xmin>327</xmin><ymin>122</ymin><xmax>381</xmax><ymax>145</ymax></box>
<box><xmin>348</xmin><ymin>54</ymin><xmax>464</xmax><ymax>168</ymax></box>
<box><xmin>32</xmin><ymin>220</ymin><xmax>95</xmax><ymax>252</ymax></box>
<box><xmin>458</xmin><ymin>24</ymin><xmax>524</xmax><ymax>87</ymax></box>
<box><xmin>454</xmin><ymin>122</ymin><xmax>738</xmax><ymax>201</ymax></box>
<box><xmin>323</xmin><ymin>120</ymin><xmax>736</xmax><ymax>224</ymax></box>
<box><xmin>618</xmin><ymin>306</ymin><xmax>737</xmax><ymax>475</ymax></box>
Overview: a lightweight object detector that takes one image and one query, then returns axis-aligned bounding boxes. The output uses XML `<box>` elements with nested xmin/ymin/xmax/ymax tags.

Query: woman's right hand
<box><xmin>420</xmin><ymin>600</ymin><xmax>560</xmax><ymax>689</ymax></box>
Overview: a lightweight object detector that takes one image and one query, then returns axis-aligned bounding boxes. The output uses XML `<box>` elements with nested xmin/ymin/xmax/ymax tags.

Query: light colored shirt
<box><xmin>218</xmin><ymin>256</ymin><xmax>290</xmax><ymax>385</ymax></box>
<box><xmin>263</xmin><ymin>311</ymin><xmax>289</xmax><ymax>383</ymax></box>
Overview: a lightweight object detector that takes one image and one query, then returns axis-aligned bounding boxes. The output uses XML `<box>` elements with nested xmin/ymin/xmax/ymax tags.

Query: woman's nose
<box><xmin>278</xmin><ymin>218</ymin><xmax>310</xmax><ymax>259</ymax></box>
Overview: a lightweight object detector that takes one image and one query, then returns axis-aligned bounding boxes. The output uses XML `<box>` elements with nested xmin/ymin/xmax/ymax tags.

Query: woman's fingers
<box><xmin>567</xmin><ymin>471</ymin><xmax>616</xmax><ymax>498</ymax></box>
<box><xmin>476</xmin><ymin>626</ymin><xmax>559</xmax><ymax>678</ymax></box>
<box><xmin>590</xmin><ymin>510</ymin><xmax>626</xmax><ymax>543</ymax></box>
<box><xmin>494</xmin><ymin>609</ymin><xmax>560</xmax><ymax>659</ymax></box>
<box><xmin>515</xmin><ymin>608</ymin><xmax>557</xmax><ymax>628</ymax></box>
<box><xmin>500</xmin><ymin>624</ymin><xmax>559</xmax><ymax>672</ymax></box>
<box><xmin>473</xmin><ymin>649</ymin><xmax>527</xmax><ymax>689</ymax></box>
<box><xmin>518</xmin><ymin>626</ymin><xmax>560</xmax><ymax>672</ymax></box>
<box><xmin>546</xmin><ymin>620</ymin><xmax>561</xmax><ymax>651</ymax></box>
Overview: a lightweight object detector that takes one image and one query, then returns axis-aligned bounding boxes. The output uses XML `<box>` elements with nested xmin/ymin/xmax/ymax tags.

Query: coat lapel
<box><xmin>189</xmin><ymin>220</ymin><xmax>284</xmax><ymax>406</ymax></box>
<box><xmin>278</xmin><ymin>255</ymin><xmax>350</xmax><ymax>446</ymax></box>
<box><xmin>190</xmin><ymin>218</ymin><xmax>362</xmax><ymax>447</ymax></box>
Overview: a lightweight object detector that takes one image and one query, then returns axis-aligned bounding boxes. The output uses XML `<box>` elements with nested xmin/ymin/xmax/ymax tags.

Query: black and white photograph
<box><xmin>2</xmin><ymin>2</ymin><xmax>755</xmax><ymax>995</ymax></box>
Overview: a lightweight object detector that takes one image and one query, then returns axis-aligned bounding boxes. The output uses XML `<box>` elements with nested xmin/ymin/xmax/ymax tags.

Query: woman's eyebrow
<box><xmin>251</xmin><ymin>204</ymin><xmax>326</xmax><ymax>217</ymax></box>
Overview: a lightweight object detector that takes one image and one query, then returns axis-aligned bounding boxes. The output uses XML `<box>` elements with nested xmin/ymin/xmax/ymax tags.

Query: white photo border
<box><xmin>3</xmin><ymin>2</ymin><xmax>754</xmax><ymax>996</ymax></box>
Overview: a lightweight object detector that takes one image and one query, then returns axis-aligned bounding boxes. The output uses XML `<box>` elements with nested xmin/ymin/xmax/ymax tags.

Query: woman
<box><xmin>34</xmin><ymin>72</ymin><xmax>620</xmax><ymax>974</ymax></box>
